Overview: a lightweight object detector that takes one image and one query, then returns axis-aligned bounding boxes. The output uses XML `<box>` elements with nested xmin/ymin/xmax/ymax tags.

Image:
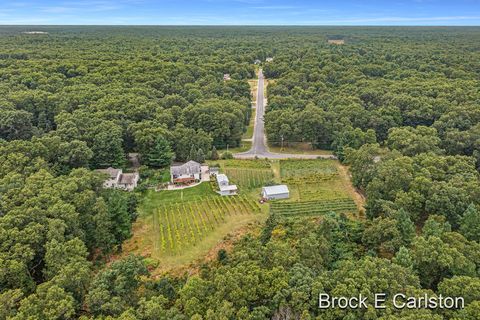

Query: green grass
<box><xmin>242</xmin><ymin>108</ymin><xmax>256</xmax><ymax>140</ymax></box>
<box><xmin>280</xmin><ymin>159</ymin><xmax>338</xmax><ymax>178</ymax></box>
<box><xmin>218</xmin><ymin>141</ymin><xmax>251</xmax><ymax>154</ymax></box>
<box><xmin>140</xmin><ymin>182</ymin><xmax>217</xmax><ymax>209</ymax></box>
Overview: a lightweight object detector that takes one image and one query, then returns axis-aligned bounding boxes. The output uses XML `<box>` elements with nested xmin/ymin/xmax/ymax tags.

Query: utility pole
<box><xmin>227</xmin><ymin>144</ymin><xmax>229</xmax><ymax>153</ymax></box>
<box><xmin>281</xmin><ymin>135</ymin><xmax>284</xmax><ymax>151</ymax></box>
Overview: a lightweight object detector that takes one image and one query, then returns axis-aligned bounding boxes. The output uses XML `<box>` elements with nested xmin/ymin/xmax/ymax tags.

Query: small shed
<box><xmin>216</xmin><ymin>174</ymin><xmax>238</xmax><ymax>196</ymax></box>
<box><xmin>216</xmin><ymin>174</ymin><xmax>230</xmax><ymax>187</ymax></box>
<box><xmin>262</xmin><ymin>185</ymin><xmax>290</xmax><ymax>200</ymax></box>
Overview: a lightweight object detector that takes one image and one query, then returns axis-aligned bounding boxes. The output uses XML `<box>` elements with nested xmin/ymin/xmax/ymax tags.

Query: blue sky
<box><xmin>0</xmin><ymin>0</ymin><xmax>479</xmax><ymax>25</ymax></box>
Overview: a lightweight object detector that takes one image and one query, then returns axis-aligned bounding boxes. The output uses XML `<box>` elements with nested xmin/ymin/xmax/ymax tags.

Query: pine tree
<box><xmin>188</xmin><ymin>145</ymin><xmax>197</xmax><ymax>161</ymax></box>
<box><xmin>146</xmin><ymin>136</ymin><xmax>174</xmax><ymax>168</ymax></box>
<box><xmin>393</xmin><ymin>246</ymin><xmax>413</xmax><ymax>269</ymax></box>
<box><xmin>210</xmin><ymin>146</ymin><xmax>219</xmax><ymax>160</ymax></box>
<box><xmin>460</xmin><ymin>204</ymin><xmax>480</xmax><ymax>242</ymax></box>
<box><xmin>394</xmin><ymin>209</ymin><xmax>416</xmax><ymax>246</ymax></box>
<box><xmin>196</xmin><ymin>148</ymin><xmax>205</xmax><ymax>163</ymax></box>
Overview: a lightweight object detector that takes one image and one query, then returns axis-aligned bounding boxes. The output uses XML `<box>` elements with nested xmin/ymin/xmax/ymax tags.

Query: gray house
<box><xmin>262</xmin><ymin>185</ymin><xmax>289</xmax><ymax>200</ymax></box>
<box><xmin>96</xmin><ymin>167</ymin><xmax>139</xmax><ymax>192</ymax></box>
<box><xmin>170</xmin><ymin>161</ymin><xmax>202</xmax><ymax>184</ymax></box>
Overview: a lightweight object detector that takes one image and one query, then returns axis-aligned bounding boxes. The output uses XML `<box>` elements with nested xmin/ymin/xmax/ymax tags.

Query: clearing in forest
<box><xmin>275</xmin><ymin>159</ymin><xmax>359</xmax><ymax>218</ymax></box>
<box><xmin>123</xmin><ymin>182</ymin><xmax>266</xmax><ymax>269</ymax></box>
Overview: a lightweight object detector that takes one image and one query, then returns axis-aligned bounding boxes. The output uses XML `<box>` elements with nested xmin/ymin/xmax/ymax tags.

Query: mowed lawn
<box><xmin>123</xmin><ymin>182</ymin><xmax>267</xmax><ymax>269</ymax></box>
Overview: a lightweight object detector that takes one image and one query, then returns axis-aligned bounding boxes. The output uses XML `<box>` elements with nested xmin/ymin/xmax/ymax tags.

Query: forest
<box><xmin>0</xmin><ymin>26</ymin><xmax>480</xmax><ymax>319</ymax></box>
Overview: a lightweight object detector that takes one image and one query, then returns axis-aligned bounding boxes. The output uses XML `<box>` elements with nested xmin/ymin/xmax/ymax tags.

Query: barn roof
<box><xmin>262</xmin><ymin>185</ymin><xmax>289</xmax><ymax>196</ymax></box>
<box><xmin>216</xmin><ymin>174</ymin><xmax>229</xmax><ymax>185</ymax></box>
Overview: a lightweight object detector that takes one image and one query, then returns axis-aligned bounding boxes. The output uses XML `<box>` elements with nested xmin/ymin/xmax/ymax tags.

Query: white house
<box><xmin>117</xmin><ymin>173</ymin><xmax>140</xmax><ymax>192</ymax></box>
<box><xmin>262</xmin><ymin>185</ymin><xmax>289</xmax><ymax>200</ymax></box>
<box><xmin>170</xmin><ymin>161</ymin><xmax>202</xmax><ymax>184</ymax></box>
<box><xmin>223</xmin><ymin>73</ymin><xmax>231</xmax><ymax>81</ymax></box>
<box><xmin>96</xmin><ymin>167</ymin><xmax>139</xmax><ymax>192</ymax></box>
<box><xmin>216</xmin><ymin>174</ymin><xmax>238</xmax><ymax>196</ymax></box>
<box><xmin>266</xmin><ymin>57</ymin><xmax>274</xmax><ymax>62</ymax></box>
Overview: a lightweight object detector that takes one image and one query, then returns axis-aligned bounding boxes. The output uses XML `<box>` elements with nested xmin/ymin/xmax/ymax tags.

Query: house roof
<box><xmin>171</xmin><ymin>161</ymin><xmax>201</xmax><ymax>176</ymax></box>
<box><xmin>96</xmin><ymin>167</ymin><xmax>121</xmax><ymax>179</ymax></box>
<box><xmin>262</xmin><ymin>185</ymin><xmax>289</xmax><ymax>196</ymax></box>
<box><xmin>119</xmin><ymin>173</ymin><xmax>138</xmax><ymax>185</ymax></box>
<box><xmin>219</xmin><ymin>184</ymin><xmax>238</xmax><ymax>192</ymax></box>
<box><xmin>216</xmin><ymin>174</ymin><xmax>229</xmax><ymax>185</ymax></box>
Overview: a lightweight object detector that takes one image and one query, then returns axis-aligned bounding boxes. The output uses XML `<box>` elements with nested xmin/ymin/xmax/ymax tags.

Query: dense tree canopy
<box><xmin>0</xmin><ymin>26</ymin><xmax>479</xmax><ymax>319</ymax></box>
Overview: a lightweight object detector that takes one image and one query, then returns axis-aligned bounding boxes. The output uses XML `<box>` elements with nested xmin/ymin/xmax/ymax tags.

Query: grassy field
<box><xmin>123</xmin><ymin>183</ymin><xmax>266</xmax><ymax>269</ymax></box>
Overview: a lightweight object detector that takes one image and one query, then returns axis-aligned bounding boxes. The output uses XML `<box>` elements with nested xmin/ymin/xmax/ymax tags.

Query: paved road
<box><xmin>235</xmin><ymin>70</ymin><xmax>336</xmax><ymax>160</ymax></box>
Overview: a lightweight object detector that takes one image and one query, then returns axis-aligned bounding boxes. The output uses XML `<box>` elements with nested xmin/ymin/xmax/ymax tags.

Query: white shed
<box><xmin>262</xmin><ymin>185</ymin><xmax>290</xmax><ymax>200</ymax></box>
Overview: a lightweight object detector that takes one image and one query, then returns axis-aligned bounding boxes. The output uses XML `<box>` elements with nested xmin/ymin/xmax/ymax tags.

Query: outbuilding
<box><xmin>216</xmin><ymin>174</ymin><xmax>238</xmax><ymax>196</ymax></box>
<box><xmin>261</xmin><ymin>185</ymin><xmax>290</xmax><ymax>200</ymax></box>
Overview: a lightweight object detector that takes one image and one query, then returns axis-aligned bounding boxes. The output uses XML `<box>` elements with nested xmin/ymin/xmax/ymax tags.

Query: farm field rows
<box><xmin>270</xmin><ymin>198</ymin><xmax>357</xmax><ymax>217</ymax></box>
<box><xmin>224</xmin><ymin>167</ymin><xmax>273</xmax><ymax>189</ymax></box>
<box><xmin>276</xmin><ymin>159</ymin><xmax>360</xmax><ymax>215</ymax></box>
<box><xmin>212</xmin><ymin>159</ymin><xmax>275</xmax><ymax>192</ymax></box>
<box><xmin>151</xmin><ymin>195</ymin><xmax>261</xmax><ymax>254</ymax></box>
<box><xmin>124</xmin><ymin>184</ymin><xmax>266</xmax><ymax>269</ymax></box>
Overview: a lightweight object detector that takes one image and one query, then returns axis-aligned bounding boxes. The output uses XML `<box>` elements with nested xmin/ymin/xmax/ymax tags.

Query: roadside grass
<box><xmin>123</xmin><ymin>184</ymin><xmax>267</xmax><ymax>270</ymax></box>
<box><xmin>218</xmin><ymin>141</ymin><xmax>251</xmax><ymax>154</ymax></box>
<box><xmin>242</xmin><ymin>107</ymin><xmax>256</xmax><ymax>140</ymax></box>
<box><xmin>248</xmin><ymin>79</ymin><xmax>258</xmax><ymax>105</ymax></box>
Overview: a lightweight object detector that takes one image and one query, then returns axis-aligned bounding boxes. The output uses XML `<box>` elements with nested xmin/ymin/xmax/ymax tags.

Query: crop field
<box><xmin>275</xmin><ymin>159</ymin><xmax>360</xmax><ymax>215</ymax></box>
<box><xmin>270</xmin><ymin>198</ymin><xmax>357</xmax><ymax>217</ymax></box>
<box><xmin>124</xmin><ymin>183</ymin><xmax>265</xmax><ymax>268</ymax></box>
<box><xmin>224</xmin><ymin>168</ymin><xmax>273</xmax><ymax>189</ymax></box>
<box><xmin>212</xmin><ymin>159</ymin><xmax>274</xmax><ymax>191</ymax></box>
<box><xmin>150</xmin><ymin>195</ymin><xmax>261</xmax><ymax>254</ymax></box>
<box><xmin>280</xmin><ymin>159</ymin><xmax>338</xmax><ymax>178</ymax></box>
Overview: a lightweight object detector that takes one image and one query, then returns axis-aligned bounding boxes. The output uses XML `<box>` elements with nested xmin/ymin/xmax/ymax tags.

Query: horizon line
<box><xmin>1</xmin><ymin>24</ymin><xmax>480</xmax><ymax>27</ymax></box>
